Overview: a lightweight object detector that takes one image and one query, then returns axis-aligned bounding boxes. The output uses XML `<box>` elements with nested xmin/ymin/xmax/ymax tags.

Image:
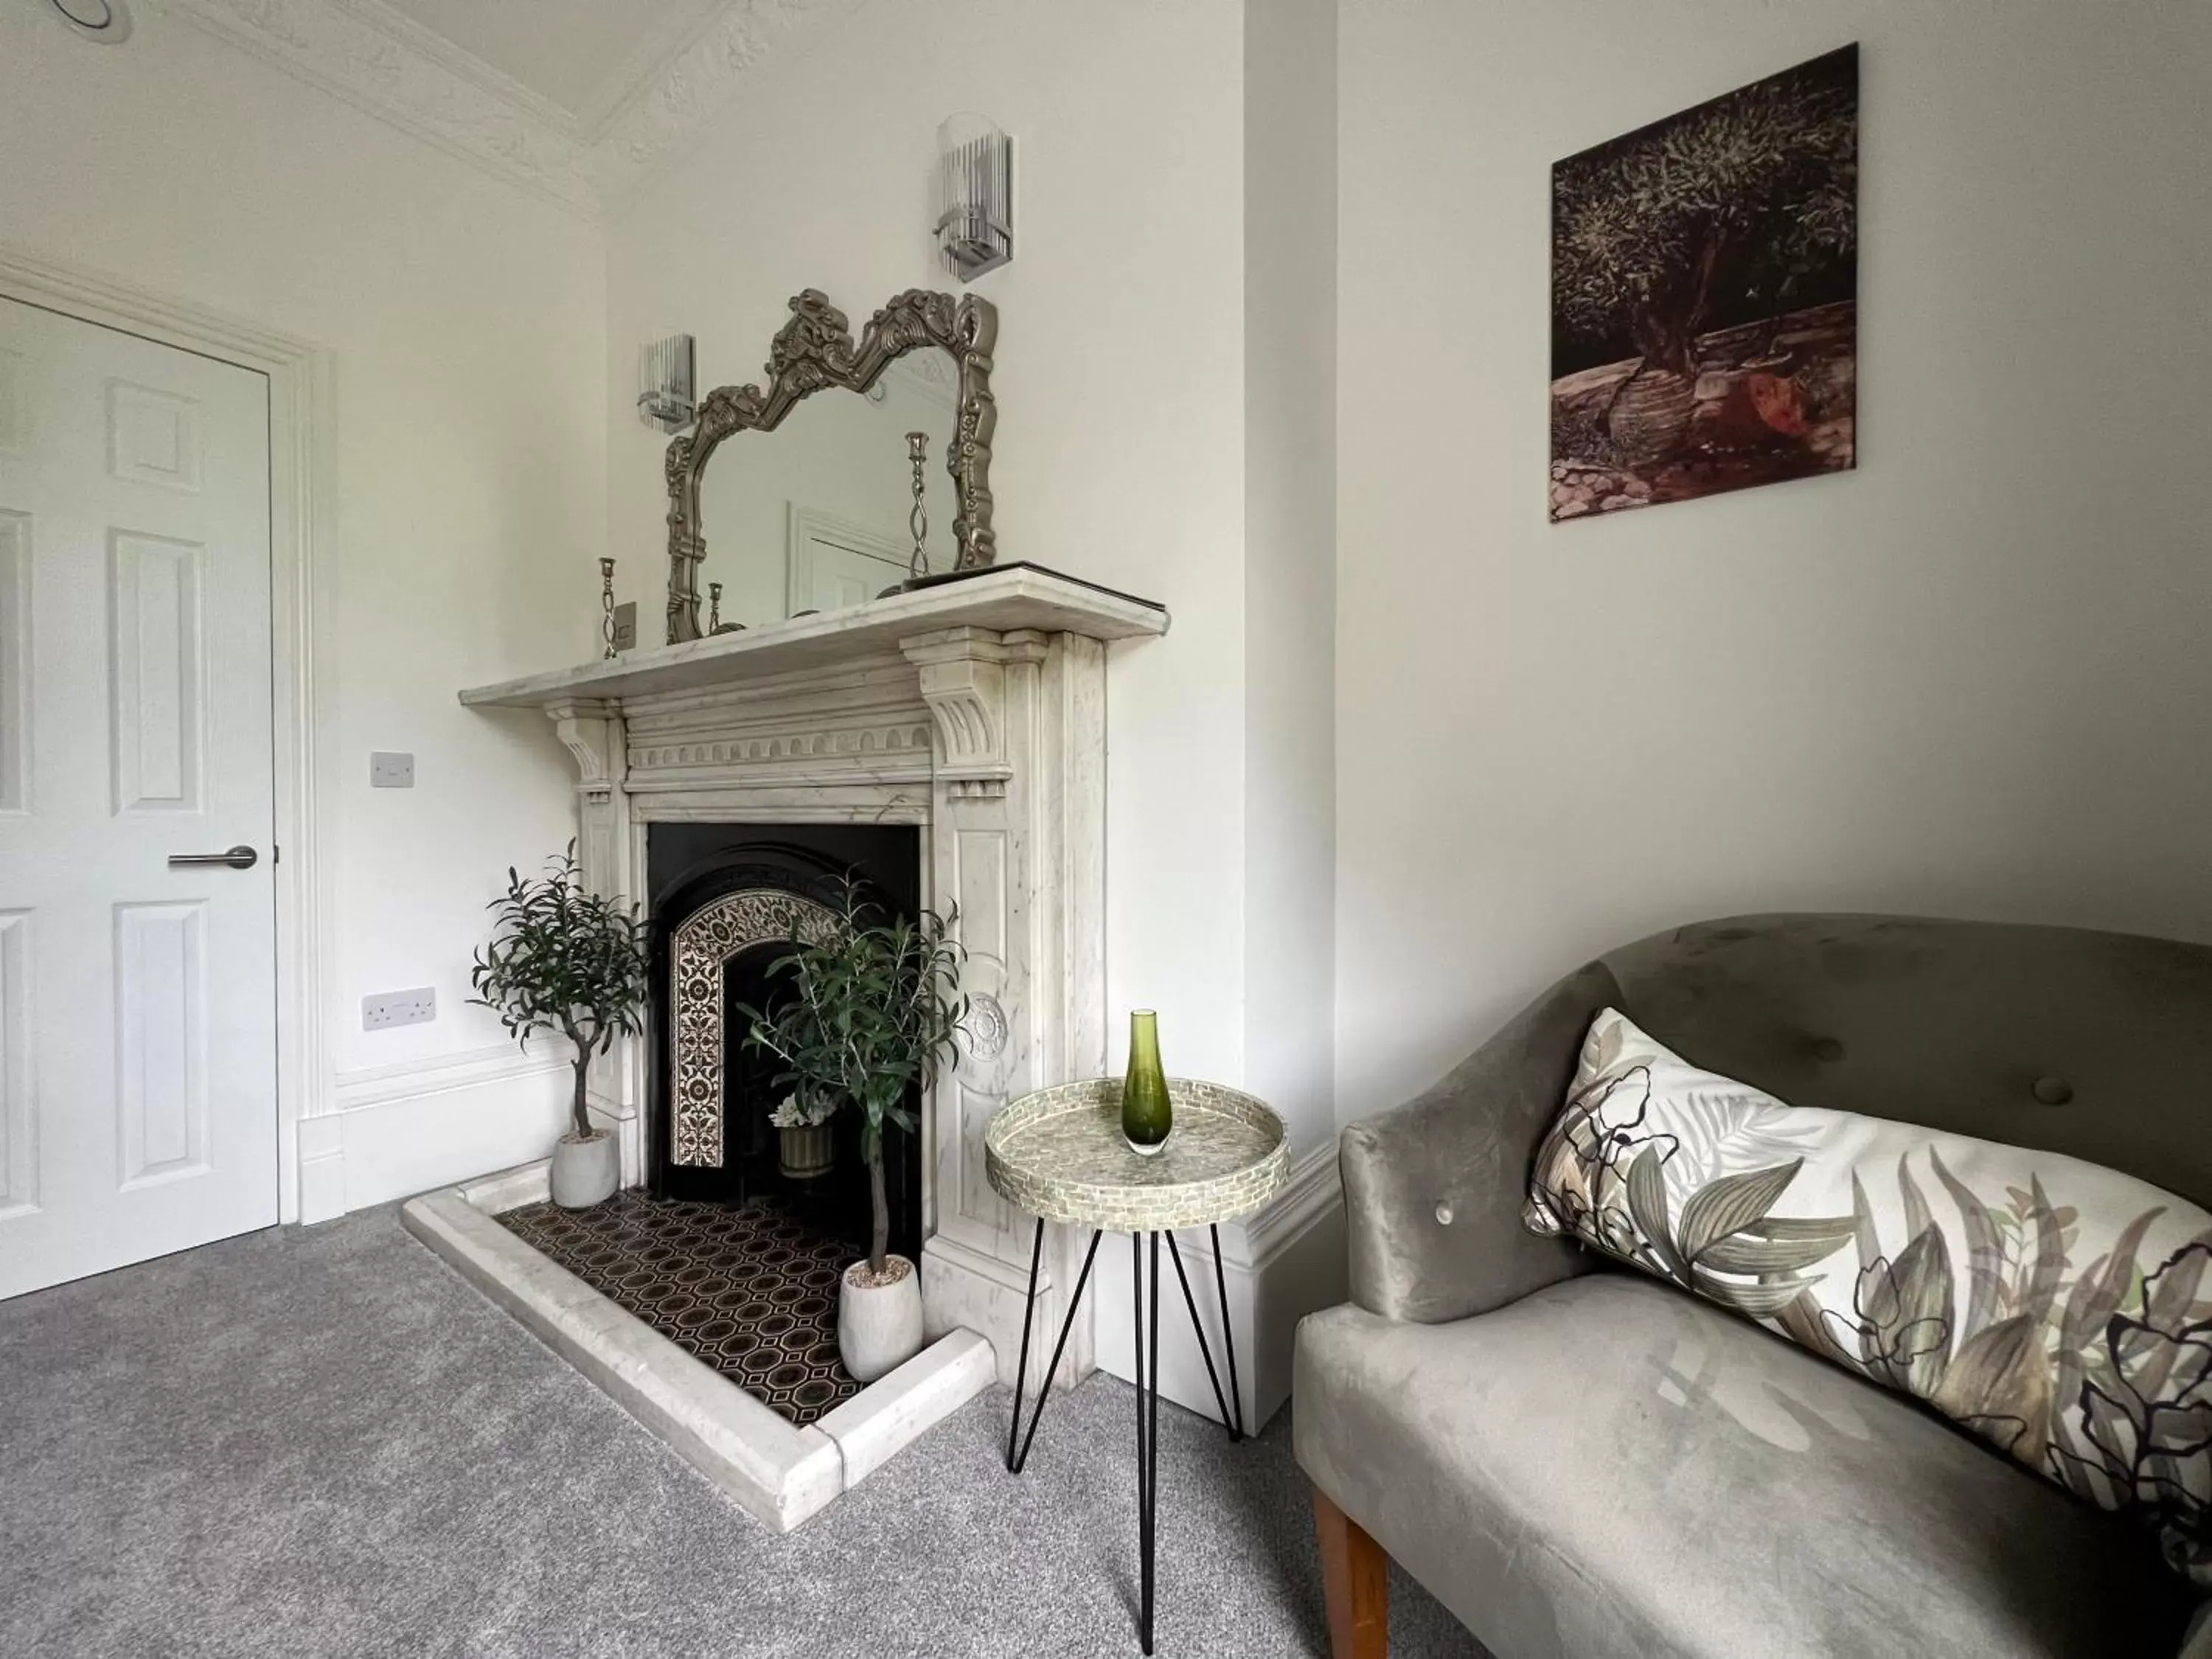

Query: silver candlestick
<box><xmin>599</xmin><ymin>558</ymin><xmax>616</xmax><ymax>659</ymax></box>
<box><xmin>706</xmin><ymin>580</ymin><xmax>743</xmax><ymax>634</ymax></box>
<box><xmin>906</xmin><ymin>431</ymin><xmax>931</xmax><ymax>581</ymax></box>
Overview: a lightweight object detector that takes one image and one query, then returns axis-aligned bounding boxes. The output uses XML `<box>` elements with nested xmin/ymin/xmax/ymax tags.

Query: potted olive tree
<box><xmin>739</xmin><ymin>886</ymin><xmax>967</xmax><ymax>1381</ymax></box>
<box><xmin>470</xmin><ymin>846</ymin><xmax>649</xmax><ymax>1208</ymax></box>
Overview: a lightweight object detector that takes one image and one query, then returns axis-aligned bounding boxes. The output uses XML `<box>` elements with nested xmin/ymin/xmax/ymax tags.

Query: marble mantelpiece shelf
<box><xmin>459</xmin><ymin>563</ymin><xmax>1169</xmax><ymax>710</ymax></box>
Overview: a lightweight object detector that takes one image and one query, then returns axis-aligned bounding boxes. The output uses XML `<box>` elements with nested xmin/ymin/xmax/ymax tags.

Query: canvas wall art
<box><xmin>1551</xmin><ymin>44</ymin><xmax>1858</xmax><ymax>522</ymax></box>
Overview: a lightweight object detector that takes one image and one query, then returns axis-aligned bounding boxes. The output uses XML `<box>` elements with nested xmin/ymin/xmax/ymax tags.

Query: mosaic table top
<box><xmin>985</xmin><ymin>1077</ymin><xmax>1288</xmax><ymax>1232</ymax></box>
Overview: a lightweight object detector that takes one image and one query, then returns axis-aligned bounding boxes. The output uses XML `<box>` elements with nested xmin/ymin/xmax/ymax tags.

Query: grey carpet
<box><xmin>0</xmin><ymin>1206</ymin><xmax>1490</xmax><ymax>1658</ymax></box>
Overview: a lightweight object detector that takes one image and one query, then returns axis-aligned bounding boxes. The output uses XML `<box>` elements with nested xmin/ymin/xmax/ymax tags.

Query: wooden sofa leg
<box><xmin>1312</xmin><ymin>1485</ymin><xmax>1388</xmax><ymax>1659</ymax></box>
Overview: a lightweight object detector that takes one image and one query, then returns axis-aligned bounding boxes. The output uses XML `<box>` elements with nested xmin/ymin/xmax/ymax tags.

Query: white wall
<box><xmin>1335</xmin><ymin>1</ymin><xmax>2212</xmax><ymax>1121</ymax></box>
<box><xmin>600</xmin><ymin>0</ymin><xmax>1373</xmax><ymax>1419</ymax></box>
<box><xmin>1244</xmin><ymin>0</ymin><xmax>1338</xmax><ymax>1151</ymax></box>
<box><xmin>0</xmin><ymin>5</ymin><xmax>607</xmax><ymax>1212</ymax></box>
<box><xmin>606</xmin><ymin>1</ymin><xmax>1250</xmax><ymax>1122</ymax></box>
<box><xmin>1237</xmin><ymin>0</ymin><xmax>1345</xmax><ymax>1422</ymax></box>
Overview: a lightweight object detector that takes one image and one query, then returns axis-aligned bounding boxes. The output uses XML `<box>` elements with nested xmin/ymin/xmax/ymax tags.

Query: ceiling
<box><xmin>361</xmin><ymin>0</ymin><xmax>729</xmax><ymax>132</ymax></box>
<box><xmin>159</xmin><ymin>0</ymin><xmax>851</xmax><ymax>215</ymax></box>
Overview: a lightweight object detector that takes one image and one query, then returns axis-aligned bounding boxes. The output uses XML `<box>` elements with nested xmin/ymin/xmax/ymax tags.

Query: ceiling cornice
<box><xmin>562</xmin><ymin>0</ymin><xmax>736</xmax><ymax>141</ymax></box>
<box><xmin>327</xmin><ymin>0</ymin><xmax>592</xmax><ymax>136</ymax></box>
<box><xmin>153</xmin><ymin>0</ymin><xmax>852</xmax><ymax>220</ymax></box>
<box><xmin>588</xmin><ymin>0</ymin><xmax>838</xmax><ymax>175</ymax></box>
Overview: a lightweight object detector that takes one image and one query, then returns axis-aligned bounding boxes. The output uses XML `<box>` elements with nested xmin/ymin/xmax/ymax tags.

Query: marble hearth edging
<box><xmin>399</xmin><ymin>1161</ymin><xmax>996</xmax><ymax>1533</ymax></box>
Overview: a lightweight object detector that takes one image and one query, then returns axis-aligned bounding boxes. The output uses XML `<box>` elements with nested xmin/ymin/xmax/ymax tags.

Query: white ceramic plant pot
<box><xmin>550</xmin><ymin>1128</ymin><xmax>619</xmax><ymax>1208</ymax></box>
<box><xmin>838</xmin><ymin>1254</ymin><xmax>923</xmax><ymax>1382</ymax></box>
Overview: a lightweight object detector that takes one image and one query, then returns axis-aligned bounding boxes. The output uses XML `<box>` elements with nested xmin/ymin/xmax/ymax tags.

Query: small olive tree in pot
<box><xmin>470</xmin><ymin>846</ymin><xmax>649</xmax><ymax>1208</ymax></box>
<box><xmin>739</xmin><ymin>886</ymin><xmax>967</xmax><ymax>1381</ymax></box>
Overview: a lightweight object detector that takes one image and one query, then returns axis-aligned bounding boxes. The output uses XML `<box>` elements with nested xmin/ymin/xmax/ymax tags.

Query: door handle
<box><xmin>167</xmin><ymin>844</ymin><xmax>259</xmax><ymax>871</ymax></box>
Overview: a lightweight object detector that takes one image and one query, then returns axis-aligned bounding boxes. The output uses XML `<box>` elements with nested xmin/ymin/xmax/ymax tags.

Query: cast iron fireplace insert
<box><xmin>644</xmin><ymin>823</ymin><xmax>922</xmax><ymax>1265</ymax></box>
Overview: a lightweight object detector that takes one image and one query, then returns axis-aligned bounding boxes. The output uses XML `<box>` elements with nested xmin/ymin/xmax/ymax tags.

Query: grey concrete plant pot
<box><xmin>838</xmin><ymin>1253</ymin><xmax>923</xmax><ymax>1381</ymax></box>
<box><xmin>550</xmin><ymin>1128</ymin><xmax>619</xmax><ymax>1208</ymax></box>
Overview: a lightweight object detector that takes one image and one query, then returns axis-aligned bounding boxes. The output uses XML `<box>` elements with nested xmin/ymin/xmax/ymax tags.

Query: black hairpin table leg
<box><xmin>1130</xmin><ymin>1233</ymin><xmax>1150</xmax><ymax>1652</ymax></box>
<box><xmin>1211</xmin><ymin>1222</ymin><xmax>1245</xmax><ymax>1439</ymax></box>
<box><xmin>1164</xmin><ymin>1230</ymin><xmax>1242</xmax><ymax>1442</ymax></box>
<box><xmin>1143</xmin><ymin>1231</ymin><xmax>1161</xmax><ymax>1655</ymax></box>
<box><xmin>1005</xmin><ymin>1219</ymin><xmax>1046</xmax><ymax>1470</ymax></box>
<box><xmin>1128</xmin><ymin>1231</ymin><xmax>1164</xmax><ymax>1655</ymax></box>
<box><xmin>1006</xmin><ymin>1220</ymin><xmax>1102</xmax><ymax>1474</ymax></box>
<box><xmin>1007</xmin><ymin>1221</ymin><xmax>1250</xmax><ymax>1656</ymax></box>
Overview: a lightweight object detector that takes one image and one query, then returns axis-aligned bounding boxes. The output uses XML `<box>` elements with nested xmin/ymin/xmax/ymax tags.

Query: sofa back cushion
<box><xmin>1525</xmin><ymin>1008</ymin><xmax>2212</xmax><ymax>1587</ymax></box>
<box><xmin>1600</xmin><ymin>915</ymin><xmax>2212</xmax><ymax>1211</ymax></box>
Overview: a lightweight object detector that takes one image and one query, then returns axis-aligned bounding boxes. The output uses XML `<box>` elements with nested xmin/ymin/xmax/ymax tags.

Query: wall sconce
<box><xmin>934</xmin><ymin>114</ymin><xmax>1012</xmax><ymax>282</ymax></box>
<box><xmin>637</xmin><ymin>331</ymin><xmax>695</xmax><ymax>433</ymax></box>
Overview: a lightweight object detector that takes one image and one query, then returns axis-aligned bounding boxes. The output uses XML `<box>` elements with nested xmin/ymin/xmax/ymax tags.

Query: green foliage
<box><xmin>469</xmin><ymin>844</ymin><xmax>649</xmax><ymax>1140</ymax></box>
<box><xmin>1554</xmin><ymin>55</ymin><xmax>1855</xmax><ymax>369</ymax></box>
<box><xmin>737</xmin><ymin>885</ymin><xmax>967</xmax><ymax>1273</ymax></box>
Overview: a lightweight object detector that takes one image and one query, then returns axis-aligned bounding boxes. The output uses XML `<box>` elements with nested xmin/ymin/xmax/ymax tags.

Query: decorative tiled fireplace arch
<box><xmin>668</xmin><ymin>888</ymin><xmax>844</xmax><ymax>1168</ymax></box>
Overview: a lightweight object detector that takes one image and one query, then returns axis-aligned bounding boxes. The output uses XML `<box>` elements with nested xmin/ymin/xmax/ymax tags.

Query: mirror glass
<box><xmin>695</xmin><ymin>352</ymin><xmax>960</xmax><ymax>629</ymax></box>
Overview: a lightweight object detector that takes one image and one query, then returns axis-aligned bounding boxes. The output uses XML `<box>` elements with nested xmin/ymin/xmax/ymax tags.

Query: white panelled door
<box><xmin>0</xmin><ymin>296</ymin><xmax>279</xmax><ymax>1299</ymax></box>
<box><xmin>787</xmin><ymin>507</ymin><xmax>912</xmax><ymax>614</ymax></box>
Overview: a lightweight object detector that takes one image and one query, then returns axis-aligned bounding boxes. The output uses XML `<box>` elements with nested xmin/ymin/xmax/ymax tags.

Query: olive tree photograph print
<box><xmin>1551</xmin><ymin>44</ymin><xmax>1857</xmax><ymax>522</ymax></box>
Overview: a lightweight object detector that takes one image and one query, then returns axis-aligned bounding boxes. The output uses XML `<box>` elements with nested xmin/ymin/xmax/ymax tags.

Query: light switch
<box><xmin>370</xmin><ymin>751</ymin><xmax>414</xmax><ymax>788</ymax></box>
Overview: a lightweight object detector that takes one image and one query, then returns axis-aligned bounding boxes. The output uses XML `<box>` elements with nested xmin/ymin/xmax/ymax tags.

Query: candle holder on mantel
<box><xmin>906</xmin><ymin>431</ymin><xmax>931</xmax><ymax>582</ymax></box>
<box><xmin>599</xmin><ymin>558</ymin><xmax>617</xmax><ymax>660</ymax></box>
<box><xmin>706</xmin><ymin>580</ymin><xmax>744</xmax><ymax>635</ymax></box>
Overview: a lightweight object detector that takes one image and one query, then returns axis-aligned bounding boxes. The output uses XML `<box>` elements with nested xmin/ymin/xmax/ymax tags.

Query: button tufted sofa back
<box><xmin>1600</xmin><ymin>914</ymin><xmax>2212</xmax><ymax>1211</ymax></box>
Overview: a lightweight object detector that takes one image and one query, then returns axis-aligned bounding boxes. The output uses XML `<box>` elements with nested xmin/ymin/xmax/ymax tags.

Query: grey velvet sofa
<box><xmin>1293</xmin><ymin>914</ymin><xmax>2212</xmax><ymax>1659</ymax></box>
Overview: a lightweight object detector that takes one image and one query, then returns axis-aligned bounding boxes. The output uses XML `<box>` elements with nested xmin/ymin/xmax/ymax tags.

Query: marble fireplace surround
<box><xmin>426</xmin><ymin>565</ymin><xmax>1169</xmax><ymax>1526</ymax></box>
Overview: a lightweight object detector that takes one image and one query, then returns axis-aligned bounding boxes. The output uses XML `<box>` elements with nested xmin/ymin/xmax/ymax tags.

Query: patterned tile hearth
<box><xmin>496</xmin><ymin>1192</ymin><xmax>860</xmax><ymax>1426</ymax></box>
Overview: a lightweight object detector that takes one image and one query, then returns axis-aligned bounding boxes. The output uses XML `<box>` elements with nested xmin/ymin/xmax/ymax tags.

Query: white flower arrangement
<box><xmin>768</xmin><ymin>1092</ymin><xmax>838</xmax><ymax>1130</ymax></box>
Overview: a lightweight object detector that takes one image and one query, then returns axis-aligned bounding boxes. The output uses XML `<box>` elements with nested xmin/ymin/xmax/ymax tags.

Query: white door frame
<box><xmin>0</xmin><ymin>243</ymin><xmax>330</xmax><ymax>1226</ymax></box>
<box><xmin>785</xmin><ymin>503</ymin><xmax>913</xmax><ymax>616</ymax></box>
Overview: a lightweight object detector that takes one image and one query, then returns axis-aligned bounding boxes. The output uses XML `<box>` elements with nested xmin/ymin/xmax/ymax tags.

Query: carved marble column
<box><xmin>902</xmin><ymin>626</ymin><xmax>1107</xmax><ymax>1389</ymax></box>
<box><xmin>544</xmin><ymin>698</ymin><xmax>644</xmax><ymax>1182</ymax></box>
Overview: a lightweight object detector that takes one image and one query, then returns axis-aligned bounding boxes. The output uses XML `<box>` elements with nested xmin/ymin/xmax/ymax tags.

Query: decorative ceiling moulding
<box><xmin>589</xmin><ymin>0</ymin><xmax>854</xmax><ymax>181</ymax></box>
<box><xmin>155</xmin><ymin>0</ymin><xmax>858</xmax><ymax>220</ymax></box>
<box><xmin>326</xmin><ymin>0</ymin><xmax>585</xmax><ymax>136</ymax></box>
<box><xmin>159</xmin><ymin>0</ymin><xmax>596</xmax><ymax>213</ymax></box>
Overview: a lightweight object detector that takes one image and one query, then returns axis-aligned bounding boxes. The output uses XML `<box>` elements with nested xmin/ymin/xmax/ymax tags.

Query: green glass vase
<box><xmin>1121</xmin><ymin>1009</ymin><xmax>1172</xmax><ymax>1157</ymax></box>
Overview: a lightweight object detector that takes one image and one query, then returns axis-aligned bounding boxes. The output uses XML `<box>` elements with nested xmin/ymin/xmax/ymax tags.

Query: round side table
<box><xmin>985</xmin><ymin>1077</ymin><xmax>1288</xmax><ymax>1656</ymax></box>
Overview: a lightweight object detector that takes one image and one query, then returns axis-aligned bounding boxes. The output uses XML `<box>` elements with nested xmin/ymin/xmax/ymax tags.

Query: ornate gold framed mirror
<box><xmin>662</xmin><ymin>288</ymin><xmax>998</xmax><ymax>644</ymax></box>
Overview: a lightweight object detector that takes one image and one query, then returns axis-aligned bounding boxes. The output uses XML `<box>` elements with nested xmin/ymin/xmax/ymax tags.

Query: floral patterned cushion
<box><xmin>1523</xmin><ymin>1008</ymin><xmax>2212</xmax><ymax>1587</ymax></box>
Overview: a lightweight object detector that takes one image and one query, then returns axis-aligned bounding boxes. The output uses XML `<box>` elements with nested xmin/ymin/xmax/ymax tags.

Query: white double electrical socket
<box><xmin>362</xmin><ymin>987</ymin><xmax>436</xmax><ymax>1030</ymax></box>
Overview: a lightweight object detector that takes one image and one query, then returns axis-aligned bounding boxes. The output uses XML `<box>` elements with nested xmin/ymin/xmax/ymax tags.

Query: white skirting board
<box><xmin>297</xmin><ymin>1043</ymin><xmax>577</xmax><ymax>1223</ymax></box>
<box><xmin>1090</xmin><ymin>1138</ymin><xmax>1346</xmax><ymax>1431</ymax></box>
